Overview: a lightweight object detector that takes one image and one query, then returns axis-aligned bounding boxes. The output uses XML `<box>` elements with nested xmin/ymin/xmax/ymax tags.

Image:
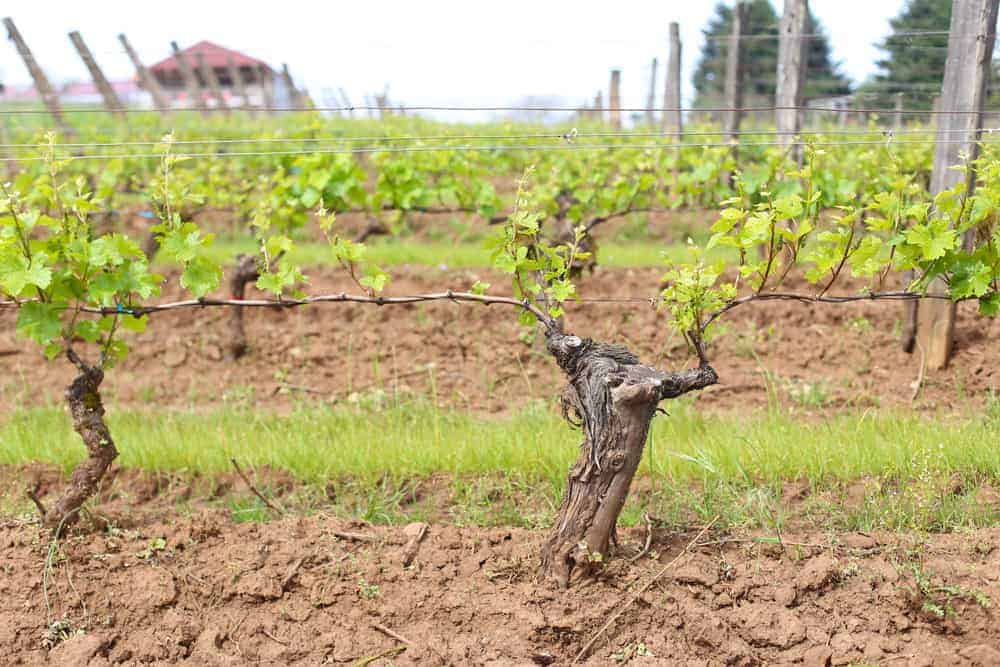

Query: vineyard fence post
<box><xmin>3</xmin><ymin>18</ymin><xmax>73</xmax><ymax>134</ymax></box>
<box><xmin>914</xmin><ymin>0</ymin><xmax>998</xmax><ymax>369</ymax></box>
<box><xmin>170</xmin><ymin>41</ymin><xmax>208</xmax><ymax>115</ymax></box>
<box><xmin>775</xmin><ymin>0</ymin><xmax>807</xmax><ymax>158</ymax></box>
<box><xmin>68</xmin><ymin>31</ymin><xmax>125</xmax><ymax>118</ymax></box>
<box><xmin>724</xmin><ymin>0</ymin><xmax>746</xmax><ymax>178</ymax></box>
<box><xmin>226</xmin><ymin>56</ymin><xmax>254</xmax><ymax>116</ymax></box>
<box><xmin>646</xmin><ymin>57</ymin><xmax>658</xmax><ymax>126</ymax></box>
<box><xmin>609</xmin><ymin>69</ymin><xmax>622</xmax><ymax>129</ymax></box>
<box><xmin>119</xmin><ymin>33</ymin><xmax>170</xmax><ymax>113</ymax></box>
<box><xmin>663</xmin><ymin>21</ymin><xmax>682</xmax><ymax>134</ymax></box>
<box><xmin>195</xmin><ymin>51</ymin><xmax>229</xmax><ymax>114</ymax></box>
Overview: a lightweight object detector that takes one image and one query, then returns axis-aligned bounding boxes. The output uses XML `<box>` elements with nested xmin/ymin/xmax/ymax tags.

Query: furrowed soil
<box><xmin>3</xmin><ymin>466</ymin><xmax>1000</xmax><ymax>666</ymax></box>
<box><xmin>1</xmin><ymin>266</ymin><xmax>997</xmax><ymax>414</ymax></box>
<box><xmin>1</xmin><ymin>467</ymin><xmax>999</xmax><ymax>665</ymax></box>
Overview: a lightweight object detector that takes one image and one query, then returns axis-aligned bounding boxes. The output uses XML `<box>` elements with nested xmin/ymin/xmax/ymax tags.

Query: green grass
<box><xmin>192</xmin><ymin>239</ymin><xmax>733</xmax><ymax>270</ymax></box>
<box><xmin>2</xmin><ymin>400</ymin><xmax>999</xmax><ymax>531</ymax></box>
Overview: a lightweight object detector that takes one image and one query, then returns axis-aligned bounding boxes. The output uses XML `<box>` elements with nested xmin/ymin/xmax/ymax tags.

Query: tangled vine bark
<box><xmin>41</xmin><ymin>351</ymin><xmax>119</xmax><ymax>531</ymax></box>
<box><xmin>226</xmin><ymin>254</ymin><xmax>260</xmax><ymax>360</ymax></box>
<box><xmin>539</xmin><ymin>331</ymin><xmax>717</xmax><ymax>588</ymax></box>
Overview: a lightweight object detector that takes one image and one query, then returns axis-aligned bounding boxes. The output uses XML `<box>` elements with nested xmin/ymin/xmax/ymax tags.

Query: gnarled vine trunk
<box><xmin>539</xmin><ymin>331</ymin><xmax>717</xmax><ymax>588</ymax></box>
<box><xmin>44</xmin><ymin>360</ymin><xmax>118</xmax><ymax>531</ymax></box>
<box><xmin>227</xmin><ymin>254</ymin><xmax>259</xmax><ymax>360</ymax></box>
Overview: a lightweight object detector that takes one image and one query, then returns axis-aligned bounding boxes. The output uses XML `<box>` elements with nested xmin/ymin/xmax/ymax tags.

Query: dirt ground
<box><xmin>2</xmin><ymin>467</ymin><xmax>999</xmax><ymax>666</ymax></box>
<box><xmin>1</xmin><ymin>266</ymin><xmax>997</xmax><ymax>415</ymax></box>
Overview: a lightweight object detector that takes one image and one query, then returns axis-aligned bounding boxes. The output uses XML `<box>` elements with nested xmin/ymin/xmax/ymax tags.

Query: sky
<box><xmin>0</xmin><ymin>1</ymin><xmax>903</xmax><ymax>119</ymax></box>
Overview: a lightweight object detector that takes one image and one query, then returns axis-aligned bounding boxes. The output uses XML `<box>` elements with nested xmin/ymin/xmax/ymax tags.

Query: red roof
<box><xmin>149</xmin><ymin>41</ymin><xmax>271</xmax><ymax>72</ymax></box>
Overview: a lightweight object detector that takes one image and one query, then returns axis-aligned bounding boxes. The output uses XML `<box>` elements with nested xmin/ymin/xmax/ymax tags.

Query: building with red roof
<box><xmin>148</xmin><ymin>41</ymin><xmax>279</xmax><ymax>107</ymax></box>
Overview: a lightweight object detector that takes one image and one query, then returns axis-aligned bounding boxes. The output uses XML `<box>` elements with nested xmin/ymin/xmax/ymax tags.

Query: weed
<box><xmin>358</xmin><ymin>578</ymin><xmax>381</xmax><ymax>600</ymax></box>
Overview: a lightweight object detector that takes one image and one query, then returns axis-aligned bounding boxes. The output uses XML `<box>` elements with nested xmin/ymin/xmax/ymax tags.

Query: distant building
<box><xmin>148</xmin><ymin>40</ymin><xmax>286</xmax><ymax>108</ymax></box>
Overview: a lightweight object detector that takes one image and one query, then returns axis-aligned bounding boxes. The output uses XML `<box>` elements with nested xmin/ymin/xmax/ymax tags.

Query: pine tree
<box><xmin>692</xmin><ymin>0</ymin><xmax>852</xmax><ymax>108</ymax></box>
<box><xmin>857</xmin><ymin>0</ymin><xmax>951</xmax><ymax>111</ymax></box>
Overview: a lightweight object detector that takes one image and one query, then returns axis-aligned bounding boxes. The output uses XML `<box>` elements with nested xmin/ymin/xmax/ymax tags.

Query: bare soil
<box><xmin>1</xmin><ymin>266</ymin><xmax>997</xmax><ymax>414</ymax></box>
<box><xmin>0</xmin><ymin>467</ymin><xmax>998</xmax><ymax>665</ymax></box>
<box><xmin>2</xmin><ymin>468</ymin><xmax>1000</xmax><ymax>666</ymax></box>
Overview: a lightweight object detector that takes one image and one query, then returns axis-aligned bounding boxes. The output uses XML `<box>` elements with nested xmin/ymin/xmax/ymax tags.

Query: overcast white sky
<box><xmin>1</xmin><ymin>1</ymin><xmax>902</xmax><ymax>118</ymax></box>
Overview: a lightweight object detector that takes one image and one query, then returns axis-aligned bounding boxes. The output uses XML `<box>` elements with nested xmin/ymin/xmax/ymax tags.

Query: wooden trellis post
<box><xmin>195</xmin><ymin>51</ymin><xmax>228</xmax><ymax>114</ymax></box>
<box><xmin>775</xmin><ymin>0</ymin><xmax>807</xmax><ymax>155</ymax></box>
<box><xmin>912</xmin><ymin>0</ymin><xmax>999</xmax><ymax>369</ymax></box>
<box><xmin>259</xmin><ymin>66</ymin><xmax>276</xmax><ymax>115</ymax></box>
<box><xmin>226</xmin><ymin>57</ymin><xmax>253</xmax><ymax>115</ymax></box>
<box><xmin>3</xmin><ymin>17</ymin><xmax>72</xmax><ymax>134</ymax></box>
<box><xmin>119</xmin><ymin>33</ymin><xmax>169</xmax><ymax>112</ymax></box>
<box><xmin>68</xmin><ymin>31</ymin><xmax>124</xmax><ymax>117</ymax></box>
<box><xmin>894</xmin><ymin>92</ymin><xmax>904</xmax><ymax>130</ymax></box>
<box><xmin>281</xmin><ymin>63</ymin><xmax>304</xmax><ymax>108</ymax></box>
<box><xmin>608</xmin><ymin>69</ymin><xmax>622</xmax><ymax>129</ymax></box>
<box><xmin>594</xmin><ymin>90</ymin><xmax>604</xmax><ymax>124</ymax></box>
<box><xmin>339</xmin><ymin>87</ymin><xmax>354</xmax><ymax>116</ymax></box>
<box><xmin>646</xmin><ymin>58</ymin><xmax>658</xmax><ymax>126</ymax></box>
<box><xmin>662</xmin><ymin>22</ymin><xmax>682</xmax><ymax>134</ymax></box>
<box><xmin>723</xmin><ymin>1</ymin><xmax>746</xmax><ymax>144</ymax></box>
<box><xmin>170</xmin><ymin>41</ymin><xmax>208</xmax><ymax>115</ymax></box>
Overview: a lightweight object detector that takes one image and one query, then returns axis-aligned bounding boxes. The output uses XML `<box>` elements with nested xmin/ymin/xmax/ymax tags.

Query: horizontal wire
<box><xmin>3</xmin><ymin>135</ymin><xmax>999</xmax><ymax>163</ymax></box>
<box><xmin>0</xmin><ymin>104</ymin><xmax>995</xmax><ymax>116</ymax></box>
<box><xmin>0</xmin><ymin>125</ymin><xmax>974</xmax><ymax>151</ymax></box>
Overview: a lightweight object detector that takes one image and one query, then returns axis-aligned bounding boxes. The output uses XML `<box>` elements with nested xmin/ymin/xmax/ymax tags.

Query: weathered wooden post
<box><xmin>894</xmin><ymin>91</ymin><xmax>904</xmax><ymax>130</ymax></box>
<box><xmin>646</xmin><ymin>58</ymin><xmax>658</xmax><ymax>126</ymax></box>
<box><xmin>259</xmin><ymin>65</ymin><xmax>276</xmax><ymax>115</ymax></box>
<box><xmin>170</xmin><ymin>41</ymin><xmax>208</xmax><ymax>115</ymax></box>
<box><xmin>608</xmin><ymin>69</ymin><xmax>622</xmax><ymax>129</ymax></box>
<box><xmin>3</xmin><ymin>17</ymin><xmax>72</xmax><ymax>133</ymax></box>
<box><xmin>195</xmin><ymin>51</ymin><xmax>228</xmax><ymax>114</ymax></box>
<box><xmin>909</xmin><ymin>0</ymin><xmax>998</xmax><ymax>369</ymax></box>
<box><xmin>68</xmin><ymin>31</ymin><xmax>124</xmax><ymax>117</ymax></box>
<box><xmin>281</xmin><ymin>63</ymin><xmax>304</xmax><ymax>108</ymax></box>
<box><xmin>226</xmin><ymin>57</ymin><xmax>253</xmax><ymax>115</ymax></box>
<box><xmin>339</xmin><ymin>87</ymin><xmax>354</xmax><ymax>116</ymax></box>
<box><xmin>775</xmin><ymin>0</ymin><xmax>807</xmax><ymax>157</ymax></box>
<box><xmin>119</xmin><ymin>33</ymin><xmax>169</xmax><ymax>112</ymax></box>
<box><xmin>662</xmin><ymin>22</ymin><xmax>683</xmax><ymax>134</ymax></box>
<box><xmin>723</xmin><ymin>2</ymin><xmax>745</xmax><ymax>143</ymax></box>
<box><xmin>594</xmin><ymin>90</ymin><xmax>604</xmax><ymax>124</ymax></box>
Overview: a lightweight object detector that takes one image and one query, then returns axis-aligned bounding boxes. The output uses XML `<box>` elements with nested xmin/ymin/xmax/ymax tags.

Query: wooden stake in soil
<box><xmin>3</xmin><ymin>18</ymin><xmax>72</xmax><ymax>134</ymax></box>
<box><xmin>723</xmin><ymin>1</ymin><xmax>746</xmax><ymax>144</ymax></box>
<box><xmin>662</xmin><ymin>22</ymin><xmax>682</xmax><ymax>134</ymax></box>
<box><xmin>68</xmin><ymin>31</ymin><xmax>125</xmax><ymax>117</ymax></box>
<box><xmin>645</xmin><ymin>58</ymin><xmax>658</xmax><ymax>126</ymax></box>
<box><xmin>912</xmin><ymin>0</ymin><xmax>998</xmax><ymax>370</ymax></box>
<box><xmin>195</xmin><ymin>51</ymin><xmax>229</xmax><ymax>114</ymax></box>
<box><xmin>608</xmin><ymin>69</ymin><xmax>622</xmax><ymax>129</ymax></box>
<box><xmin>259</xmin><ymin>65</ymin><xmax>276</xmax><ymax>114</ymax></box>
<box><xmin>775</xmin><ymin>0</ymin><xmax>807</xmax><ymax>157</ymax></box>
<box><xmin>226</xmin><ymin>56</ymin><xmax>253</xmax><ymax>115</ymax></box>
<box><xmin>119</xmin><ymin>33</ymin><xmax>170</xmax><ymax>112</ymax></box>
<box><xmin>281</xmin><ymin>63</ymin><xmax>304</xmax><ymax>108</ymax></box>
<box><xmin>170</xmin><ymin>41</ymin><xmax>208</xmax><ymax>115</ymax></box>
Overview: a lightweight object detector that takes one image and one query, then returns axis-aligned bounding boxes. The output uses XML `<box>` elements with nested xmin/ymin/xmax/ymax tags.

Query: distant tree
<box><xmin>692</xmin><ymin>0</ymin><xmax>852</xmax><ymax>108</ymax></box>
<box><xmin>857</xmin><ymin>0</ymin><xmax>951</xmax><ymax>111</ymax></box>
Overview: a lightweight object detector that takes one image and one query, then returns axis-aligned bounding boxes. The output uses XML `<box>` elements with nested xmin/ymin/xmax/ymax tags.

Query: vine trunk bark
<box><xmin>539</xmin><ymin>331</ymin><xmax>717</xmax><ymax>588</ymax></box>
<box><xmin>44</xmin><ymin>359</ymin><xmax>118</xmax><ymax>531</ymax></box>
<box><xmin>227</xmin><ymin>254</ymin><xmax>260</xmax><ymax>360</ymax></box>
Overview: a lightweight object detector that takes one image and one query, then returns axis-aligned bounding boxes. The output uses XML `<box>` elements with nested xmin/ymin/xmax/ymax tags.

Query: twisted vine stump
<box><xmin>227</xmin><ymin>254</ymin><xmax>260</xmax><ymax>360</ymax></box>
<box><xmin>43</xmin><ymin>355</ymin><xmax>118</xmax><ymax>531</ymax></box>
<box><xmin>539</xmin><ymin>332</ymin><xmax>717</xmax><ymax>588</ymax></box>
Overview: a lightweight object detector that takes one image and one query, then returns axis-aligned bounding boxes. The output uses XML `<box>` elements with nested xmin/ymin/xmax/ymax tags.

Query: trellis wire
<box><xmin>0</xmin><ymin>104</ymin><xmax>997</xmax><ymax>116</ymax></box>
<box><xmin>4</xmin><ymin>135</ymin><xmax>1000</xmax><ymax>163</ymax></box>
<box><xmin>0</xmin><ymin>125</ymin><xmax>989</xmax><ymax>152</ymax></box>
